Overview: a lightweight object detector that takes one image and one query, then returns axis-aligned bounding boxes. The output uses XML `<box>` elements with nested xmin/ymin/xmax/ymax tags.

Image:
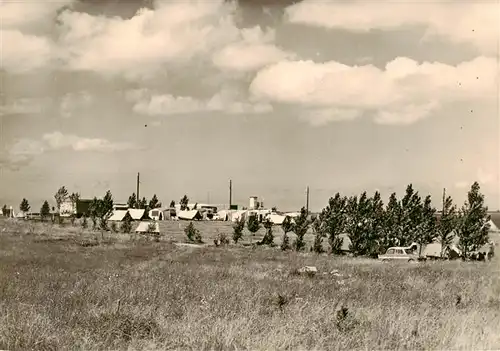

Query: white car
<box><xmin>378</xmin><ymin>247</ymin><xmax>419</xmax><ymax>262</ymax></box>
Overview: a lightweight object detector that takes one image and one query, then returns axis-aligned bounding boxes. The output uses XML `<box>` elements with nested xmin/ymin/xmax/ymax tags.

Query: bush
<box><xmin>185</xmin><ymin>222</ymin><xmax>202</xmax><ymax>243</ymax></box>
<box><xmin>110</xmin><ymin>221</ymin><xmax>118</xmax><ymax>233</ymax></box>
<box><xmin>232</xmin><ymin>217</ymin><xmax>245</xmax><ymax>243</ymax></box>
<box><xmin>259</xmin><ymin>219</ymin><xmax>274</xmax><ymax>246</ymax></box>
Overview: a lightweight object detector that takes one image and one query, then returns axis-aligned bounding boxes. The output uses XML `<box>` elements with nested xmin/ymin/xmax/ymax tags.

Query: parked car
<box><xmin>378</xmin><ymin>247</ymin><xmax>420</xmax><ymax>262</ymax></box>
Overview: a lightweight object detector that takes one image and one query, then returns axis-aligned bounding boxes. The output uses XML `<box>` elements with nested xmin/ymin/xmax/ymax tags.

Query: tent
<box><xmin>338</xmin><ymin>233</ymin><xmax>352</xmax><ymax>252</ymax></box>
<box><xmin>216</xmin><ymin>210</ymin><xmax>230</xmax><ymax>221</ymax></box>
<box><xmin>230</xmin><ymin>210</ymin><xmax>248</xmax><ymax>222</ymax></box>
<box><xmin>487</xmin><ymin>219</ymin><xmax>500</xmax><ymax>232</ymax></box>
<box><xmin>108</xmin><ymin>210</ymin><xmax>128</xmax><ymax>221</ymax></box>
<box><xmin>128</xmin><ymin>209</ymin><xmax>149</xmax><ymax>221</ymax></box>
<box><xmin>269</xmin><ymin>214</ymin><xmax>287</xmax><ymax>225</ymax></box>
<box><xmin>177</xmin><ymin>210</ymin><xmax>202</xmax><ymax>221</ymax></box>
<box><xmin>135</xmin><ymin>221</ymin><xmax>160</xmax><ymax>234</ymax></box>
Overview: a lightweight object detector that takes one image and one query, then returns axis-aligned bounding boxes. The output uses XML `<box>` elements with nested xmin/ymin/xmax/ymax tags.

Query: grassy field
<box><xmin>1</xmin><ymin>218</ymin><xmax>499</xmax><ymax>350</ymax></box>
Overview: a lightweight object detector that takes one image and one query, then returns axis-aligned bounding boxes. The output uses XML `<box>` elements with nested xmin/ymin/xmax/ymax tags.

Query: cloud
<box><xmin>0</xmin><ymin>98</ymin><xmax>51</xmax><ymax>116</ymax></box>
<box><xmin>54</xmin><ymin>0</ymin><xmax>282</xmax><ymax>79</ymax></box>
<box><xmin>130</xmin><ymin>88</ymin><xmax>273</xmax><ymax>116</ymax></box>
<box><xmin>455</xmin><ymin>181</ymin><xmax>469</xmax><ymax>189</ymax></box>
<box><xmin>300</xmin><ymin>108</ymin><xmax>363</xmax><ymax>126</ymax></box>
<box><xmin>42</xmin><ymin>132</ymin><xmax>136</xmax><ymax>152</ymax></box>
<box><xmin>285</xmin><ymin>0</ymin><xmax>500</xmax><ymax>55</ymax></box>
<box><xmin>60</xmin><ymin>91</ymin><xmax>93</xmax><ymax>118</ymax></box>
<box><xmin>1</xmin><ymin>30</ymin><xmax>54</xmax><ymax>73</ymax></box>
<box><xmin>249</xmin><ymin>56</ymin><xmax>497</xmax><ymax>125</ymax></box>
<box><xmin>0</xmin><ymin>139</ymin><xmax>46</xmax><ymax>171</ymax></box>
<box><xmin>212</xmin><ymin>27</ymin><xmax>291</xmax><ymax>72</ymax></box>
<box><xmin>1</xmin><ymin>0</ymin><xmax>74</xmax><ymax>31</ymax></box>
<box><xmin>477</xmin><ymin>168</ymin><xmax>495</xmax><ymax>185</ymax></box>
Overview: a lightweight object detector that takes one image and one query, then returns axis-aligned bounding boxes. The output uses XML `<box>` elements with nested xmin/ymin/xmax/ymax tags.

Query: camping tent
<box><xmin>269</xmin><ymin>214</ymin><xmax>287</xmax><ymax>225</ymax></box>
<box><xmin>135</xmin><ymin>221</ymin><xmax>160</xmax><ymax>234</ymax></box>
<box><xmin>128</xmin><ymin>209</ymin><xmax>148</xmax><ymax>221</ymax></box>
<box><xmin>338</xmin><ymin>233</ymin><xmax>352</xmax><ymax>252</ymax></box>
<box><xmin>149</xmin><ymin>209</ymin><xmax>164</xmax><ymax>221</ymax></box>
<box><xmin>487</xmin><ymin>219</ymin><xmax>500</xmax><ymax>232</ymax></box>
<box><xmin>108</xmin><ymin>210</ymin><xmax>128</xmax><ymax>221</ymax></box>
<box><xmin>177</xmin><ymin>210</ymin><xmax>202</xmax><ymax>221</ymax></box>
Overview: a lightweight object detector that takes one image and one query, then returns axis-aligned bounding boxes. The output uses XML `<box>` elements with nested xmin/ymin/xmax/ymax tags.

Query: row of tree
<box><xmin>229</xmin><ymin>182</ymin><xmax>490</xmax><ymax>260</ymax></box>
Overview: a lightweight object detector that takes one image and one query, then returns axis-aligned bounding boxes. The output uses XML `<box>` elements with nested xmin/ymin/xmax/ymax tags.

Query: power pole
<box><xmin>136</xmin><ymin>172</ymin><xmax>140</xmax><ymax>209</ymax></box>
<box><xmin>229</xmin><ymin>180</ymin><xmax>232</xmax><ymax>210</ymax></box>
<box><xmin>306</xmin><ymin>186</ymin><xmax>310</xmax><ymax>214</ymax></box>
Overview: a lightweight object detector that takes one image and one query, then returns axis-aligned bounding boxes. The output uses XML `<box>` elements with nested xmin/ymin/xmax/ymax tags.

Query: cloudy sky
<box><xmin>1</xmin><ymin>0</ymin><xmax>499</xmax><ymax>212</ymax></box>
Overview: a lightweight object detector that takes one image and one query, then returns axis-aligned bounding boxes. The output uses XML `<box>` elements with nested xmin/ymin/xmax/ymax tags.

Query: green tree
<box><xmin>438</xmin><ymin>195</ymin><xmax>458</xmax><ymax>257</ymax></box>
<box><xmin>381</xmin><ymin>192</ymin><xmax>401</xmax><ymax>250</ymax></box>
<box><xmin>400</xmin><ymin>184</ymin><xmax>422</xmax><ymax>246</ymax></box>
<box><xmin>88</xmin><ymin>197</ymin><xmax>101</xmax><ymax>230</ymax></box>
<box><xmin>54</xmin><ymin>186</ymin><xmax>69</xmax><ymax>212</ymax></box>
<box><xmin>81</xmin><ymin>215</ymin><xmax>88</xmax><ymax>230</ymax></box>
<box><xmin>169</xmin><ymin>200</ymin><xmax>176</xmax><ymax>208</ymax></box>
<box><xmin>40</xmin><ymin>201</ymin><xmax>51</xmax><ymax>221</ymax></box>
<box><xmin>101</xmin><ymin>190</ymin><xmax>114</xmax><ymax>218</ymax></box>
<box><xmin>184</xmin><ymin>222</ymin><xmax>202</xmax><ymax>243</ymax></box>
<box><xmin>311</xmin><ymin>215</ymin><xmax>325</xmax><ymax>253</ymax></box>
<box><xmin>127</xmin><ymin>193</ymin><xmax>137</xmax><ymax>209</ymax></box>
<box><xmin>120</xmin><ymin>212</ymin><xmax>133</xmax><ymax>233</ymax></box>
<box><xmin>247</xmin><ymin>214</ymin><xmax>261</xmax><ymax>242</ymax></box>
<box><xmin>456</xmin><ymin>182</ymin><xmax>490</xmax><ymax>260</ymax></box>
<box><xmin>20</xmin><ymin>198</ymin><xmax>30</xmax><ymax>213</ymax></box>
<box><xmin>321</xmin><ymin>193</ymin><xmax>347</xmax><ymax>254</ymax></box>
<box><xmin>180</xmin><ymin>195</ymin><xmax>189</xmax><ymax>211</ymax></box>
<box><xmin>2</xmin><ymin>205</ymin><xmax>7</xmax><ymax>217</ymax></box>
<box><xmin>293</xmin><ymin>207</ymin><xmax>310</xmax><ymax>251</ymax></box>
<box><xmin>415</xmin><ymin>195</ymin><xmax>438</xmax><ymax>256</ymax></box>
<box><xmin>149</xmin><ymin>194</ymin><xmax>161</xmax><ymax>209</ymax></box>
<box><xmin>367</xmin><ymin>191</ymin><xmax>385</xmax><ymax>256</ymax></box>
<box><xmin>346</xmin><ymin>192</ymin><xmax>374</xmax><ymax>256</ymax></box>
<box><xmin>259</xmin><ymin>218</ymin><xmax>274</xmax><ymax>246</ymax></box>
<box><xmin>281</xmin><ymin>216</ymin><xmax>294</xmax><ymax>251</ymax></box>
<box><xmin>232</xmin><ymin>217</ymin><xmax>245</xmax><ymax>244</ymax></box>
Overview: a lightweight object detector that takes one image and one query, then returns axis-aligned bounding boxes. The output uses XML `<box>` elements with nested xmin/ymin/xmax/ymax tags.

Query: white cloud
<box><xmin>42</xmin><ymin>132</ymin><xmax>136</xmax><ymax>152</ymax></box>
<box><xmin>212</xmin><ymin>27</ymin><xmax>291</xmax><ymax>72</ymax></box>
<box><xmin>0</xmin><ymin>98</ymin><xmax>51</xmax><ymax>116</ymax></box>
<box><xmin>1</xmin><ymin>30</ymin><xmax>54</xmax><ymax>73</ymax></box>
<box><xmin>60</xmin><ymin>91</ymin><xmax>93</xmax><ymax>118</ymax></box>
<box><xmin>130</xmin><ymin>89</ymin><xmax>273</xmax><ymax>116</ymax></box>
<box><xmin>1</xmin><ymin>0</ymin><xmax>75</xmax><ymax>31</ymax></box>
<box><xmin>300</xmin><ymin>108</ymin><xmax>363</xmax><ymax>126</ymax></box>
<box><xmin>285</xmin><ymin>0</ymin><xmax>500</xmax><ymax>55</ymax></box>
<box><xmin>455</xmin><ymin>181</ymin><xmax>469</xmax><ymax>189</ymax></box>
<box><xmin>250</xmin><ymin>56</ymin><xmax>497</xmax><ymax>125</ymax></box>
<box><xmin>54</xmin><ymin>0</ymin><xmax>281</xmax><ymax>79</ymax></box>
<box><xmin>477</xmin><ymin>168</ymin><xmax>495</xmax><ymax>185</ymax></box>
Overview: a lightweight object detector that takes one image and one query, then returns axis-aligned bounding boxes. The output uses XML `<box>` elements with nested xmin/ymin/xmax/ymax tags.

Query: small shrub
<box><xmin>259</xmin><ymin>219</ymin><xmax>274</xmax><ymax>246</ymax></box>
<box><xmin>185</xmin><ymin>222</ymin><xmax>202</xmax><ymax>243</ymax></box>
<box><xmin>275</xmin><ymin>293</ymin><xmax>289</xmax><ymax>312</ymax></box>
<box><xmin>110</xmin><ymin>221</ymin><xmax>118</xmax><ymax>233</ymax></box>
<box><xmin>99</xmin><ymin>217</ymin><xmax>108</xmax><ymax>231</ymax></box>
<box><xmin>214</xmin><ymin>232</ymin><xmax>230</xmax><ymax>247</ymax></box>
<box><xmin>232</xmin><ymin>217</ymin><xmax>245</xmax><ymax>243</ymax></box>
<box><xmin>312</xmin><ymin>232</ymin><xmax>324</xmax><ymax>254</ymax></box>
<box><xmin>281</xmin><ymin>232</ymin><xmax>291</xmax><ymax>251</ymax></box>
<box><xmin>81</xmin><ymin>215</ymin><xmax>88</xmax><ymax>230</ymax></box>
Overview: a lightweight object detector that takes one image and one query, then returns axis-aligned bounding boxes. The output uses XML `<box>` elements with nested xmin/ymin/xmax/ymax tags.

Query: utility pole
<box><xmin>136</xmin><ymin>172</ymin><xmax>140</xmax><ymax>209</ymax></box>
<box><xmin>229</xmin><ymin>179</ymin><xmax>232</xmax><ymax>210</ymax></box>
<box><xmin>306</xmin><ymin>186</ymin><xmax>310</xmax><ymax>214</ymax></box>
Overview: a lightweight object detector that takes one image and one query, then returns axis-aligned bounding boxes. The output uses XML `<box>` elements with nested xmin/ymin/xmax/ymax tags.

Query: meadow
<box><xmin>1</xmin><ymin>218</ymin><xmax>499</xmax><ymax>350</ymax></box>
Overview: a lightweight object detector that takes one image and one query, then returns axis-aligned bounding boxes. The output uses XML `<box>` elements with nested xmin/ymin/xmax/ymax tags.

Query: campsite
<box><xmin>1</xmin><ymin>181</ymin><xmax>500</xmax><ymax>350</ymax></box>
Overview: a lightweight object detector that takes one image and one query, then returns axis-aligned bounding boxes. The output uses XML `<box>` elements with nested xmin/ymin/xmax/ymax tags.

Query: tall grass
<box><xmin>0</xmin><ymin>218</ymin><xmax>499</xmax><ymax>350</ymax></box>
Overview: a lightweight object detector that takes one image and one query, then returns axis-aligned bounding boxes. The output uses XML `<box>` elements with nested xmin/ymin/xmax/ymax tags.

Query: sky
<box><xmin>1</xmin><ymin>0</ymin><xmax>499</xmax><ymax>212</ymax></box>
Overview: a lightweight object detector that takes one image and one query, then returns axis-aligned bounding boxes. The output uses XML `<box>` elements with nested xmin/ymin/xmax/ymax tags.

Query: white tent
<box><xmin>230</xmin><ymin>210</ymin><xmax>248</xmax><ymax>222</ymax></box>
<box><xmin>149</xmin><ymin>209</ymin><xmax>164</xmax><ymax>221</ymax></box>
<box><xmin>135</xmin><ymin>221</ymin><xmax>160</xmax><ymax>233</ymax></box>
<box><xmin>108</xmin><ymin>210</ymin><xmax>128</xmax><ymax>221</ymax></box>
<box><xmin>177</xmin><ymin>210</ymin><xmax>202</xmax><ymax>220</ymax></box>
<box><xmin>128</xmin><ymin>209</ymin><xmax>147</xmax><ymax>221</ymax></box>
<box><xmin>269</xmin><ymin>214</ymin><xmax>287</xmax><ymax>225</ymax></box>
<box><xmin>487</xmin><ymin>219</ymin><xmax>500</xmax><ymax>232</ymax></box>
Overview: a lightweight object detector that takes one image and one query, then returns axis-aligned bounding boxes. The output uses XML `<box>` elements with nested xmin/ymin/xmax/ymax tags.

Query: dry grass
<box><xmin>1</xmin><ymin>218</ymin><xmax>499</xmax><ymax>350</ymax></box>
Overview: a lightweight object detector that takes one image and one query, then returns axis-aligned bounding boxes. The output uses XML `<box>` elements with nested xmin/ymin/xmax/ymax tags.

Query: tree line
<box><xmin>224</xmin><ymin>182</ymin><xmax>491</xmax><ymax>260</ymax></box>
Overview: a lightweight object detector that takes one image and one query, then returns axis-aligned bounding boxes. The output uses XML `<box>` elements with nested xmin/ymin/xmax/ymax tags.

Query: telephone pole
<box><xmin>229</xmin><ymin>179</ymin><xmax>232</xmax><ymax>209</ymax></box>
<box><xmin>306</xmin><ymin>186</ymin><xmax>310</xmax><ymax>214</ymax></box>
<box><xmin>136</xmin><ymin>172</ymin><xmax>140</xmax><ymax>209</ymax></box>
